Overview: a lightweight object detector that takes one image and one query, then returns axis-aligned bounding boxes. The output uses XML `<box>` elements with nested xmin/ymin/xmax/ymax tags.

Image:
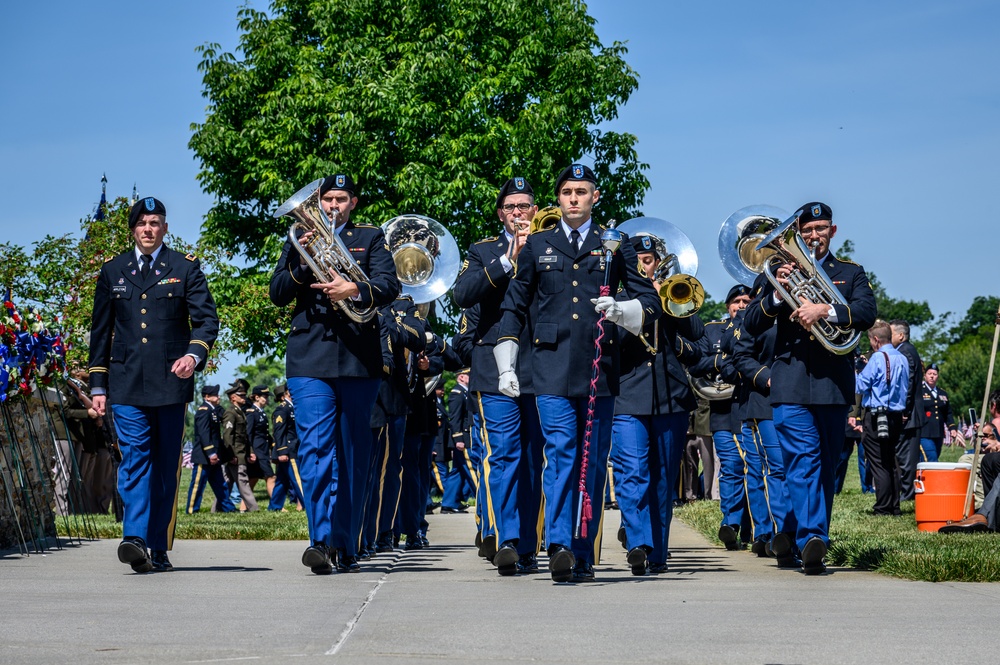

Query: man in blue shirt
<box><xmin>855</xmin><ymin>320</ymin><xmax>909</xmax><ymax>516</ymax></box>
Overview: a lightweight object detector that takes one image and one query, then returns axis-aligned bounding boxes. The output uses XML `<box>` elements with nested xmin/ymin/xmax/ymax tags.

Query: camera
<box><xmin>874</xmin><ymin>406</ymin><xmax>890</xmax><ymax>439</ymax></box>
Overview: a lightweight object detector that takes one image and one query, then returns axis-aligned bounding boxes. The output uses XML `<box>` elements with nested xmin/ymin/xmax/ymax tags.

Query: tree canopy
<box><xmin>189</xmin><ymin>0</ymin><xmax>649</xmax><ymax>354</ymax></box>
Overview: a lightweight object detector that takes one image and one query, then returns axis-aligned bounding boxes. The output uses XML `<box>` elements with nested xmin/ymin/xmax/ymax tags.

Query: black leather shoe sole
<box><xmin>770</xmin><ymin>532</ymin><xmax>793</xmax><ymax>558</ymax></box>
<box><xmin>302</xmin><ymin>547</ymin><xmax>333</xmax><ymax>575</ymax></box>
<box><xmin>750</xmin><ymin>539</ymin><xmax>770</xmax><ymax>557</ymax></box>
<box><xmin>801</xmin><ymin>537</ymin><xmax>827</xmax><ymax>575</ymax></box>
<box><xmin>627</xmin><ymin>547</ymin><xmax>647</xmax><ymax>576</ymax></box>
<box><xmin>617</xmin><ymin>526</ymin><xmax>627</xmax><ymax>550</ymax></box>
<box><xmin>480</xmin><ymin>535</ymin><xmax>497</xmax><ymax>562</ymax></box>
<box><xmin>549</xmin><ymin>548</ymin><xmax>576</xmax><ymax>583</ymax></box>
<box><xmin>718</xmin><ymin>525</ymin><xmax>740</xmax><ymax>551</ymax></box>
<box><xmin>647</xmin><ymin>562</ymin><xmax>668</xmax><ymax>575</ymax></box>
<box><xmin>118</xmin><ymin>540</ymin><xmax>152</xmax><ymax>573</ymax></box>
<box><xmin>495</xmin><ymin>545</ymin><xmax>519</xmax><ymax>577</ymax></box>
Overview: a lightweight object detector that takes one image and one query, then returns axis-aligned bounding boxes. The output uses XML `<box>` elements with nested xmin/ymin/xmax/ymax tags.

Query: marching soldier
<box><xmin>443</xmin><ymin>369</ymin><xmax>477</xmax><ymax>511</ymax></box>
<box><xmin>186</xmin><ymin>384</ymin><xmax>236</xmax><ymax>514</ymax></box>
<box><xmin>88</xmin><ymin>196</ymin><xmax>219</xmax><ymax>572</ymax></box>
<box><xmin>743</xmin><ymin>202</ymin><xmax>877</xmax><ymax>574</ymax></box>
<box><xmin>611</xmin><ymin>233</ymin><xmax>705</xmax><ymax>575</ymax></box>
<box><xmin>222</xmin><ymin>383</ymin><xmax>258</xmax><ymax>512</ymax></box>
<box><xmin>269</xmin><ymin>384</ymin><xmax>304</xmax><ymax>511</ymax></box>
<box><xmin>496</xmin><ymin>164</ymin><xmax>660</xmax><ymax>582</ymax></box>
<box><xmin>453</xmin><ymin>176</ymin><xmax>546</xmax><ymax>575</ymax></box>
<box><xmin>688</xmin><ymin>285</ymin><xmax>751</xmax><ymax>550</ymax></box>
<box><xmin>246</xmin><ymin>385</ymin><xmax>275</xmax><ymax>497</ymax></box>
<box><xmin>269</xmin><ymin>173</ymin><xmax>400</xmax><ymax>574</ymax></box>
<box><xmin>919</xmin><ymin>363</ymin><xmax>958</xmax><ymax>462</ymax></box>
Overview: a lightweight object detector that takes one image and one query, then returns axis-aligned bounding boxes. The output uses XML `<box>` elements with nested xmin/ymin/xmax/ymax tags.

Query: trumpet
<box><xmin>617</xmin><ymin>217</ymin><xmax>706</xmax><ymax>318</ymax></box>
<box><xmin>273</xmin><ymin>179</ymin><xmax>376</xmax><ymax>323</ymax></box>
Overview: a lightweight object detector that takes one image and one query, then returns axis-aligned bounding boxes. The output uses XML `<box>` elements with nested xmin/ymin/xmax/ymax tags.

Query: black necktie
<box><xmin>570</xmin><ymin>229</ymin><xmax>581</xmax><ymax>251</ymax></box>
<box><xmin>140</xmin><ymin>254</ymin><xmax>152</xmax><ymax>279</ymax></box>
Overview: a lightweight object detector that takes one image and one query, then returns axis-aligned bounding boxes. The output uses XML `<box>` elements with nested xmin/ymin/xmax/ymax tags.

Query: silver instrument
<box><xmin>718</xmin><ymin>204</ymin><xmax>789</xmax><ymax>287</ymax></box>
<box><xmin>273</xmin><ymin>178</ymin><xmax>376</xmax><ymax>323</ymax></box>
<box><xmin>754</xmin><ymin>210</ymin><xmax>861</xmax><ymax>355</ymax></box>
<box><xmin>381</xmin><ymin>215</ymin><xmax>460</xmax><ymax>306</ymax></box>
<box><xmin>617</xmin><ymin>217</ymin><xmax>705</xmax><ymax>318</ymax></box>
<box><xmin>689</xmin><ymin>374</ymin><xmax>734</xmax><ymax>402</ymax></box>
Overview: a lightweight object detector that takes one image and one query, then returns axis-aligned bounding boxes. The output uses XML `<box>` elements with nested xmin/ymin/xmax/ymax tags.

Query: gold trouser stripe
<box><xmin>732</xmin><ymin>431</ymin><xmax>759</xmax><ymax>540</ymax></box>
<box><xmin>748</xmin><ymin>421</ymin><xmax>777</xmax><ymax>532</ymax></box>
<box><xmin>606</xmin><ymin>461</ymin><xmax>616</xmax><ymax>502</ymax></box>
<box><xmin>537</xmin><ymin>430</ymin><xmax>550</xmax><ymax>552</ymax></box>
<box><xmin>167</xmin><ymin>444</ymin><xmax>183</xmax><ymax>551</ymax></box>
<box><xmin>476</xmin><ymin>393</ymin><xmax>498</xmax><ymax>532</ymax></box>
<box><xmin>290</xmin><ymin>458</ymin><xmax>304</xmax><ymax>499</ymax></box>
<box><xmin>374</xmin><ymin>427</ymin><xmax>391</xmax><ymax>533</ymax></box>
<box><xmin>462</xmin><ymin>448</ymin><xmax>479</xmax><ymax>492</ymax></box>
<box><xmin>432</xmin><ymin>463</ymin><xmax>444</xmax><ymax>493</ymax></box>
<box><xmin>187</xmin><ymin>465</ymin><xmax>203</xmax><ymax>514</ymax></box>
<box><xmin>593</xmin><ymin>473</ymin><xmax>608</xmax><ymax>565</ymax></box>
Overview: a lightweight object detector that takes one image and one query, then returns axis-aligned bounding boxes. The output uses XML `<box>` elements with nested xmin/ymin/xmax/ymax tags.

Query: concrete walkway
<box><xmin>1</xmin><ymin>511</ymin><xmax>995</xmax><ymax>664</ymax></box>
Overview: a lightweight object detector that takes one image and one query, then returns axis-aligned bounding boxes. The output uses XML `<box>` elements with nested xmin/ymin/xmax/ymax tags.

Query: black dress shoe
<box><xmin>150</xmin><ymin>550</ymin><xmax>173</xmax><ymax>572</ymax></box>
<box><xmin>626</xmin><ymin>546</ymin><xmax>648</xmax><ymax>576</ymax></box>
<box><xmin>717</xmin><ymin>524</ymin><xmax>740</xmax><ymax>551</ymax></box>
<box><xmin>419</xmin><ymin>532</ymin><xmax>430</xmax><ymax>548</ymax></box>
<box><xmin>337</xmin><ymin>555</ymin><xmax>361</xmax><ymax>573</ymax></box>
<box><xmin>572</xmin><ymin>560</ymin><xmax>595</xmax><ymax>582</ymax></box>
<box><xmin>480</xmin><ymin>535</ymin><xmax>497</xmax><ymax>562</ymax></box>
<box><xmin>403</xmin><ymin>535</ymin><xmax>423</xmax><ymax>551</ymax></box>
<box><xmin>440</xmin><ymin>506</ymin><xmax>468</xmax><ymax>514</ymax></box>
<box><xmin>770</xmin><ymin>532</ymin><xmax>800</xmax><ymax>568</ymax></box>
<box><xmin>548</xmin><ymin>545</ymin><xmax>576</xmax><ymax>583</ymax></box>
<box><xmin>475</xmin><ymin>531</ymin><xmax>483</xmax><ymax>550</ymax></box>
<box><xmin>375</xmin><ymin>534</ymin><xmax>395</xmax><ymax>553</ymax></box>
<box><xmin>494</xmin><ymin>541</ymin><xmax>519</xmax><ymax>576</ymax></box>
<box><xmin>302</xmin><ymin>543</ymin><xmax>334</xmax><ymax>575</ymax></box>
<box><xmin>750</xmin><ymin>537</ymin><xmax>771</xmax><ymax>558</ymax></box>
<box><xmin>617</xmin><ymin>526</ymin><xmax>627</xmax><ymax>550</ymax></box>
<box><xmin>801</xmin><ymin>536</ymin><xmax>827</xmax><ymax>575</ymax></box>
<box><xmin>647</xmin><ymin>562</ymin><xmax>669</xmax><ymax>575</ymax></box>
<box><xmin>118</xmin><ymin>538</ymin><xmax>153</xmax><ymax>573</ymax></box>
<box><xmin>516</xmin><ymin>553</ymin><xmax>539</xmax><ymax>574</ymax></box>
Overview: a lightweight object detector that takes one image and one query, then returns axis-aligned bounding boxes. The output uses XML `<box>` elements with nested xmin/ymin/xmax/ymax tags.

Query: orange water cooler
<box><xmin>914</xmin><ymin>462</ymin><xmax>974</xmax><ymax>532</ymax></box>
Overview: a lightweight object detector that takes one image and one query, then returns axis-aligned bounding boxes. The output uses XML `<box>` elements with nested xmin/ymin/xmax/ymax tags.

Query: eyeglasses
<box><xmin>501</xmin><ymin>203</ymin><xmax>534</xmax><ymax>213</ymax></box>
<box><xmin>985</xmin><ymin>432</ymin><xmax>997</xmax><ymax>440</ymax></box>
<box><xmin>799</xmin><ymin>224</ymin><xmax>832</xmax><ymax>237</ymax></box>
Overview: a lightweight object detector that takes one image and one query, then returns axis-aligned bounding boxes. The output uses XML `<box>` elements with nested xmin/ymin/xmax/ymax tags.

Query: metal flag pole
<box><xmin>575</xmin><ymin>223</ymin><xmax>622</xmax><ymax>540</ymax></box>
<box><xmin>962</xmin><ymin>304</ymin><xmax>1000</xmax><ymax>519</ymax></box>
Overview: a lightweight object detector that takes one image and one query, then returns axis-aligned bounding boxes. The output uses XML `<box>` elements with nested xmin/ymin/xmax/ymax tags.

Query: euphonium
<box><xmin>754</xmin><ymin>210</ymin><xmax>861</xmax><ymax>355</ymax></box>
<box><xmin>273</xmin><ymin>179</ymin><xmax>376</xmax><ymax>323</ymax></box>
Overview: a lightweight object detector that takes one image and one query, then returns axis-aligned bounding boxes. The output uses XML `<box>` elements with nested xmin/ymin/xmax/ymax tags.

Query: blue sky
<box><xmin>2</xmin><ymin>1</ymin><xmax>999</xmax><ymax>378</ymax></box>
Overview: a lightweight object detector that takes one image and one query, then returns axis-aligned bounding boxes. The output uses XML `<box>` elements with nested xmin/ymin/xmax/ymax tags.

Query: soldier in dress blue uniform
<box><xmin>246</xmin><ymin>385</ymin><xmax>275</xmax><ymax>498</ymax></box>
<box><xmin>611</xmin><ymin>234</ymin><xmax>705</xmax><ymax>575</ymax></box>
<box><xmin>495</xmin><ymin>164</ymin><xmax>660</xmax><ymax>582</ymax></box>
<box><xmin>269</xmin><ymin>173</ymin><xmax>400</xmax><ymax>575</ymax></box>
<box><xmin>689</xmin><ymin>286</ymin><xmax>751</xmax><ymax>550</ymax></box>
<box><xmin>269</xmin><ymin>384</ymin><xmax>304</xmax><ymax>511</ymax></box>
<box><xmin>743</xmin><ymin>202</ymin><xmax>877</xmax><ymax>574</ymax></box>
<box><xmin>443</xmin><ymin>369</ymin><xmax>477</xmax><ymax>511</ymax></box>
<box><xmin>89</xmin><ymin>196</ymin><xmax>219</xmax><ymax>573</ymax></box>
<box><xmin>918</xmin><ymin>364</ymin><xmax>959</xmax><ymax>462</ymax></box>
<box><xmin>453</xmin><ymin>176</ymin><xmax>545</xmax><ymax>576</ymax></box>
<box><xmin>733</xmin><ymin>311</ymin><xmax>791</xmax><ymax>555</ymax></box>
<box><xmin>186</xmin><ymin>384</ymin><xmax>236</xmax><ymax>514</ymax></box>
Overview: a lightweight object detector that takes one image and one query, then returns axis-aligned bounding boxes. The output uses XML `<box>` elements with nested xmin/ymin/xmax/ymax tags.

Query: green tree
<box><xmin>190</xmin><ymin>0</ymin><xmax>648</xmax><ymax>353</ymax></box>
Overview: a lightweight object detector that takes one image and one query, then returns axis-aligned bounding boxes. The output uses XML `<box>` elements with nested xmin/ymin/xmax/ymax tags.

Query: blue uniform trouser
<box><xmin>186</xmin><ymin>462</ymin><xmax>235</xmax><ymax>514</ymax></box>
<box><xmin>714</xmin><ymin>429</ymin><xmax>749</xmax><ymax>536</ymax></box>
<box><xmin>612</xmin><ymin>412</ymin><xmax>687</xmax><ymax>565</ymax></box>
<box><xmin>479</xmin><ymin>392</ymin><xmax>544</xmax><ymax>554</ymax></box>
<box><xmin>535</xmin><ymin>395</ymin><xmax>614</xmax><ymax>565</ymax></box>
<box><xmin>361</xmin><ymin>426</ymin><xmax>387</xmax><ymax>547</ymax></box>
<box><xmin>398</xmin><ymin>433</ymin><xmax>432</xmax><ymax>538</ymax></box>
<box><xmin>773</xmin><ymin>403</ymin><xmax>848</xmax><ymax>551</ymax></box>
<box><xmin>373</xmin><ymin>416</ymin><xmax>406</xmax><ymax>538</ymax></box>
<box><xmin>742</xmin><ymin>419</ymin><xmax>792</xmax><ymax>538</ymax></box>
<box><xmin>469</xmin><ymin>412</ymin><xmax>493</xmax><ymax>539</ymax></box>
<box><xmin>920</xmin><ymin>437</ymin><xmax>942</xmax><ymax>463</ymax></box>
<box><xmin>286</xmin><ymin>377</ymin><xmax>379</xmax><ymax>555</ymax></box>
<box><xmin>111</xmin><ymin>403</ymin><xmax>186</xmax><ymax>551</ymax></box>
<box><xmin>442</xmin><ymin>448</ymin><xmax>477</xmax><ymax>509</ymax></box>
<box><xmin>268</xmin><ymin>459</ymin><xmax>303</xmax><ymax>511</ymax></box>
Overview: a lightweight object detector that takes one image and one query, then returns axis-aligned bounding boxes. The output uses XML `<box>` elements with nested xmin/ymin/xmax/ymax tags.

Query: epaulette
<box><xmin>198</xmin><ymin>406</ymin><xmax>208</xmax><ymax>411</ymax></box>
<box><xmin>104</xmin><ymin>256</ymin><xmax>114</xmax><ymax>263</ymax></box>
<box><xmin>396</xmin><ymin>294</ymin><xmax>415</xmax><ymax>302</ymax></box>
<box><xmin>353</xmin><ymin>223</ymin><xmax>378</xmax><ymax>229</ymax></box>
<box><xmin>705</xmin><ymin>320</ymin><xmax>726</xmax><ymax>326</ymax></box>
<box><xmin>838</xmin><ymin>258</ymin><xmax>860</xmax><ymax>266</ymax></box>
<box><xmin>185</xmin><ymin>253</ymin><xmax>197</xmax><ymax>261</ymax></box>
<box><xmin>475</xmin><ymin>236</ymin><xmax>499</xmax><ymax>244</ymax></box>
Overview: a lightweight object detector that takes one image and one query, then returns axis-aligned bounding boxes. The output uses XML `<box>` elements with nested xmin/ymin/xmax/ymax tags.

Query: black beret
<box><xmin>796</xmin><ymin>202</ymin><xmax>833</xmax><ymax>225</ymax></box>
<box><xmin>495</xmin><ymin>177</ymin><xmax>534</xmax><ymax>209</ymax></box>
<box><xmin>320</xmin><ymin>174</ymin><xmax>356</xmax><ymax>196</ymax></box>
<box><xmin>725</xmin><ymin>284</ymin><xmax>752</xmax><ymax>304</ymax></box>
<box><xmin>926</xmin><ymin>363</ymin><xmax>940</xmax><ymax>372</ymax></box>
<box><xmin>201</xmin><ymin>384</ymin><xmax>220</xmax><ymax>396</ymax></box>
<box><xmin>555</xmin><ymin>164</ymin><xmax>598</xmax><ymax>193</ymax></box>
<box><xmin>251</xmin><ymin>385</ymin><xmax>270</xmax><ymax>397</ymax></box>
<box><xmin>128</xmin><ymin>197</ymin><xmax>166</xmax><ymax>228</ymax></box>
<box><xmin>630</xmin><ymin>234</ymin><xmax>657</xmax><ymax>255</ymax></box>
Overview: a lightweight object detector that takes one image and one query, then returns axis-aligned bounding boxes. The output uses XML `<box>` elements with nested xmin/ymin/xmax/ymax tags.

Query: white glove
<box><xmin>592</xmin><ymin>296</ymin><xmax>645</xmax><ymax>336</ymax></box>
<box><xmin>493</xmin><ymin>340</ymin><xmax>520</xmax><ymax>398</ymax></box>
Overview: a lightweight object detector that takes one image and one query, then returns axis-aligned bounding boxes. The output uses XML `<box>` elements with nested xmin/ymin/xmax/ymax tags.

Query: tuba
<box><xmin>380</xmin><ymin>215</ymin><xmax>460</xmax><ymax>305</ymax></box>
<box><xmin>718</xmin><ymin>204</ymin><xmax>789</xmax><ymax>288</ymax></box>
<box><xmin>617</xmin><ymin>217</ymin><xmax>706</xmax><ymax>318</ymax></box>
<box><xmin>273</xmin><ymin>179</ymin><xmax>376</xmax><ymax>323</ymax></box>
<box><xmin>753</xmin><ymin>210</ymin><xmax>861</xmax><ymax>355</ymax></box>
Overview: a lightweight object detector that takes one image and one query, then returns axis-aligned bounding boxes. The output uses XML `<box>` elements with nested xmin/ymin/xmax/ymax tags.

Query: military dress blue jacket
<box><xmin>192</xmin><ymin>399</ymin><xmax>221</xmax><ymax>465</ymax></box>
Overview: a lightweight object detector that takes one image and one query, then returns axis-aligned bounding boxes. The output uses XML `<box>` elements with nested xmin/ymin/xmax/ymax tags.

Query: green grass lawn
<box><xmin>675</xmin><ymin>444</ymin><xmax>1000</xmax><ymax>582</ymax></box>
